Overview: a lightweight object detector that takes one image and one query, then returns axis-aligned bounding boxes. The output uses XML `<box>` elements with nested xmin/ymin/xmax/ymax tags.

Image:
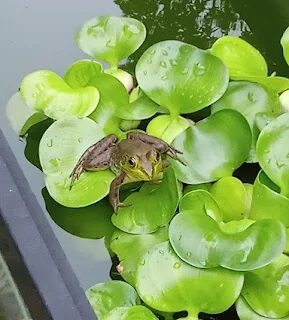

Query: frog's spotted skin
<box><xmin>70</xmin><ymin>132</ymin><xmax>184</xmax><ymax>212</ymax></box>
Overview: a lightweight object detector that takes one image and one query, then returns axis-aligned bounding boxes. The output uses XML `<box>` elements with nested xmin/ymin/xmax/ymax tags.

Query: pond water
<box><xmin>0</xmin><ymin>0</ymin><xmax>289</xmax><ymax>318</ymax></box>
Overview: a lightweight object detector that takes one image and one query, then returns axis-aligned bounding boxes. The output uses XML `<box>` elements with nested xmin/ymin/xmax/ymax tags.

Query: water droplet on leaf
<box><xmin>173</xmin><ymin>262</ymin><xmax>181</xmax><ymax>269</ymax></box>
<box><xmin>47</xmin><ymin>139</ymin><xmax>53</xmax><ymax>147</ymax></box>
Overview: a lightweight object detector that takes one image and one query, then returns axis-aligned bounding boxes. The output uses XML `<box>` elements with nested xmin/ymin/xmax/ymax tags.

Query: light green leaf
<box><xmin>39</xmin><ymin>117</ymin><xmax>115</xmax><ymax>207</ymax></box>
<box><xmin>76</xmin><ymin>16</ymin><xmax>146</xmax><ymax>67</ymax></box>
<box><xmin>111</xmin><ymin>167</ymin><xmax>180</xmax><ymax>234</ymax></box>
<box><xmin>280</xmin><ymin>90</ymin><xmax>289</xmax><ymax>112</ymax></box>
<box><xmin>146</xmin><ymin>115</ymin><xmax>191</xmax><ymax>144</ymax></box>
<box><xmin>242</xmin><ymin>254</ymin><xmax>289</xmax><ymax>318</ymax></box>
<box><xmin>210</xmin><ymin>177</ymin><xmax>252</xmax><ymax>222</ymax></box>
<box><xmin>136</xmin><ymin>241</ymin><xmax>244</xmax><ymax>319</ymax></box>
<box><xmin>6</xmin><ymin>92</ymin><xmax>47</xmax><ymax>136</ymax></box>
<box><xmin>136</xmin><ymin>40</ymin><xmax>229</xmax><ymax>114</ymax></box>
<box><xmin>171</xmin><ymin>109</ymin><xmax>251</xmax><ymax>184</ymax></box>
<box><xmin>211</xmin><ymin>36</ymin><xmax>268</xmax><ymax>79</ymax></box>
<box><xmin>64</xmin><ymin>59</ymin><xmax>103</xmax><ymax>88</ymax></box>
<box><xmin>104</xmin><ymin>306</ymin><xmax>158</xmax><ymax>320</ymax></box>
<box><xmin>20</xmin><ymin>70</ymin><xmax>100</xmax><ymax>120</ymax></box>
<box><xmin>105</xmin><ymin>68</ymin><xmax>134</xmax><ymax>92</ymax></box>
<box><xmin>256</xmin><ymin>112</ymin><xmax>289</xmax><ymax>196</ymax></box>
<box><xmin>110</xmin><ymin>228</ymin><xmax>168</xmax><ymax>285</ymax></box>
<box><xmin>86</xmin><ymin>281</ymin><xmax>140</xmax><ymax>320</ymax></box>
<box><xmin>212</xmin><ymin>81</ymin><xmax>281</xmax><ymax>162</ymax></box>
<box><xmin>281</xmin><ymin>26</ymin><xmax>289</xmax><ymax>66</ymax></box>
<box><xmin>183</xmin><ymin>183</ymin><xmax>212</xmax><ymax>195</ymax></box>
<box><xmin>171</xmin><ymin>190</ymin><xmax>286</xmax><ymax>271</ymax></box>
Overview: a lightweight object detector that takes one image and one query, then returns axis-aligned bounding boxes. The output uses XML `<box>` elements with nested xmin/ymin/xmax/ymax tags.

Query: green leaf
<box><xmin>117</xmin><ymin>87</ymin><xmax>159</xmax><ymax>121</ymax></box>
<box><xmin>42</xmin><ymin>188</ymin><xmax>116</xmax><ymax>240</ymax></box>
<box><xmin>212</xmin><ymin>81</ymin><xmax>281</xmax><ymax>162</ymax></box>
<box><xmin>6</xmin><ymin>92</ymin><xmax>47</xmax><ymax>136</ymax></box>
<box><xmin>64</xmin><ymin>59</ymin><xmax>103</xmax><ymax>88</ymax></box>
<box><xmin>171</xmin><ymin>109</ymin><xmax>251</xmax><ymax>184</ymax></box>
<box><xmin>211</xmin><ymin>36</ymin><xmax>268</xmax><ymax>79</ymax></box>
<box><xmin>256</xmin><ymin>112</ymin><xmax>289</xmax><ymax>196</ymax></box>
<box><xmin>242</xmin><ymin>254</ymin><xmax>289</xmax><ymax>318</ymax></box>
<box><xmin>146</xmin><ymin>115</ymin><xmax>191</xmax><ymax>144</ymax></box>
<box><xmin>281</xmin><ymin>26</ymin><xmax>289</xmax><ymax>66</ymax></box>
<box><xmin>136</xmin><ymin>241</ymin><xmax>244</xmax><ymax>318</ymax></box>
<box><xmin>111</xmin><ymin>167</ymin><xmax>180</xmax><ymax>234</ymax></box>
<box><xmin>110</xmin><ymin>228</ymin><xmax>168</xmax><ymax>285</ymax></box>
<box><xmin>210</xmin><ymin>177</ymin><xmax>252</xmax><ymax>222</ymax></box>
<box><xmin>280</xmin><ymin>90</ymin><xmax>289</xmax><ymax>112</ymax></box>
<box><xmin>104</xmin><ymin>306</ymin><xmax>158</xmax><ymax>320</ymax></box>
<box><xmin>136</xmin><ymin>40</ymin><xmax>229</xmax><ymax>114</ymax></box>
<box><xmin>105</xmin><ymin>68</ymin><xmax>134</xmax><ymax>92</ymax></box>
<box><xmin>88</xmin><ymin>73</ymin><xmax>129</xmax><ymax>138</ymax></box>
<box><xmin>86</xmin><ymin>280</ymin><xmax>141</xmax><ymax>320</ymax></box>
<box><xmin>39</xmin><ymin>117</ymin><xmax>115</xmax><ymax>207</ymax></box>
<box><xmin>183</xmin><ymin>183</ymin><xmax>212</xmax><ymax>195</ymax></box>
<box><xmin>20</xmin><ymin>70</ymin><xmax>100</xmax><ymax>120</ymax></box>
<box><xmin>76</xmin><ymin>16</ymin><xmax>146</xmax><ymax>67</ymax></box>
<box><xmin>236</xmin><ymin>296</ymin><xmax>289</xmax><ymax>320</ymax></box>
<box><xmin>171</xmin><ymin>190</ymin><xmax>286</xmax><ymax>271</ymax></box>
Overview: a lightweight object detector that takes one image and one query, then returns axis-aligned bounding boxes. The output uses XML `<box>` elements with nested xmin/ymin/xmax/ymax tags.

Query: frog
<box><xmin>69</xmin><ymin>132</ymin><xmax>185</xmax><ymax>212</ymax></box>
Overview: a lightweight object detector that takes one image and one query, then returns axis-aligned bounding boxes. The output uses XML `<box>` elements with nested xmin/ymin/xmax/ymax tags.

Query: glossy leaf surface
<box><xmin>146</xmin><ymin>115</ymin><xmax>191</xmax><ymax>144</ymax></box>
<box><xmin>136</xmin><ymin>241</ymin><xmax>244</xmax><ymax>318</ymax></box>
<box><xmin>242</xmin><ymin>254</ymin><xmax>289</xmax><ymax>318</ymax></box>
<box><xmin>212</xmin><ymin>81</ymin><xmax>281</xmax><ymax>162</ymax></box>
<box><xmin>256</xmin><ymin>113</ymin><xmax>289</xmax><ymax>196</ymax></box>
<box><xmin>64</xmin><ymin>59</ymin><xmax>103</xmax><ymax>88</ymax></box>
<box><xmin>86</xmin><ymin>281</ymin><xmax>140</xmax><ymax>319</ymax></box>
<box><xmin>39</xmin><ymin>117</ymin><xmax>115</xmax><ymax>207</ymax></box>
<box><xmin>171</xmin><ymin>109</ymin><xmax>251</xmax><ymax>184</ymax></box>
<box><xmin>76</xmin><ymin>16</ymin><xmax>146</xmax><ymax>67</ymax></box>
<box><xmin>111</xmin><ymin>167</ymin><xmax>180</xmax><ymax>234</ymax></box>
<box><xmin>104</xmin><ymin>306</ymin><xmax>158</xmax><ymax>320</ymax></box>
<box><xmin>171</xmin><ymin>190</ymin><xmax>286</xmax><ymax>270</ymax></box>
<box><xmin>110</xmin><ymin>228</ymin><xmax>168</xmax><ymax>285</ymax></box>
<box><xmin>211</xmin><ymin>36</ymin><xmax>268</xmax><ymax>79</ymax></box>
<box><xmin>136</xmin><ymin>40</ymin><xmax>229</xmax><ymax>114</ymax></box>
<box><xmin>20</xmin><ymin>70</ymin><xmax>100</xmax><ymax>120</ymax></box>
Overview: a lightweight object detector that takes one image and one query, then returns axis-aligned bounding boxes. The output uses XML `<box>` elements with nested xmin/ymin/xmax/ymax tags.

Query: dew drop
<box><xmin>276</xmin><ymin>160</ymin><xmax>286</xmax><ymax>168</ymax></box>
<box><xmin>160</xmin><ymin>61</ymin><xmax>167</xmax><ymax>68</ymax></box>
<box><xmin>150</xmin><ymin>49</ymin><xmax>156</xmax><ymax>55</ymax></box>
<box><xmin>181</xmin><ymin>68</ymin><xmax>189</xmax><ymax>75</ymax></box>
<box><xmin>143</xmin><ymin>70</ymin><xmax>148</xmax><ymax>76</ymax></box>
<box><xmin>162</xmin><ymin>49</ymin><xmax>168</xmax><ymax>56</ymax></box>
<box><xmin>78</xmin><ymin>137</ymin><xmax>83</xmax><ymax>143</ymax></box>
<box><xmin>106</xmin><ymin>39</ymin><xmax>115</xmax><ymax>48</ymax></box>
<box><xmin>173</xmin><ymin>262</ymin><xmax>181</xmax><ymax>269</ymax></box>
<box><xmin>178</xmin><ymin>235</ymin><xmax>182</xmax><ymax>241</ymax></box>
<box><xmin>159</xmin><ymin>250</ymin><xmax>165</xmax><ymax>255</ymax></box>
<box><xmin>161</xmin><ymin>75</ymin><xmax>167</xmax><ymax>80</ymax></box>
<box><xmin>170</xmin><ymin>59</ymin><xmax>178</xmax><ymax>66</ymax></box>
<box><xmin>140</xmin><ymin>260</ymin><xmax>146</xmax><ymax>266</ymax></box>
<box><xmin>147</xmin><ymin>59</ymin><xmax>152</xmax><ymax>64</ymax></box>
<box><xmin>32</xmin><ymin>93</ymin><xmax>38</xmax><ymax>98</ymax></box>
<box><xmin>47</xmin><ymin>139</ymin><xmax>53</xmax><ymax>147</ymax></box>
<box><xmin>187</xmin><ymin>252</ymin><xmax>192</xmax><ymax>257</ymax></box>
<box><xmin>247</xmin><ymin>92</ymin><xmax>255</xmax><ymax>102</ymax></box>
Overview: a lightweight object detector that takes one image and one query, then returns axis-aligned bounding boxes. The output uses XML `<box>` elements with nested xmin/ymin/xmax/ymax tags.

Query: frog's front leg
<box><xmin>109</xmin><ymin>172</ymin><xmax>127</xmax><ymax>212</ymax></box>
<box><xmin>69</xmin><ymin>134</ymin><xmax>117</xmax><ymax>189</ymax></box>
<box><xmin>127</xmin><ymin>132</ymin><xmax>186</xmax><ymax>165</ymax></box>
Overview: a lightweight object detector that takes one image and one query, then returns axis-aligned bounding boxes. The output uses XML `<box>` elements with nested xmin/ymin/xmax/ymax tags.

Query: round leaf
<box><xmin>76</xmin><ymin>16</ymin><xmax>146</xmax><ymax>67</ymax></box>
<box><xmin>280</xmin><ymin>90</ymin><xmax>289</xmax><ymax>112</ymax></box>
<box><xmin>64</xmin><ymin>59</ymin><xmax>103</xmax><ymax>88</ymax></box>
<box><xmin>256</xmin><ymin>112</ymin><xmax>289</xmax><ymax>196</ymax></box>
<box><xmin>110</xmin><ymin>228</ymin><xmax>168</xmax><ymax>285</ymax></box>
<box><xmin>212</xmin><ymin>81</ymin><xmax>281</xmax><ymax>162</ymax></box>
<box><xmin>211</xmin><ymin>36</ymin><xmax>268</xmax><ymax>79</ymax></box>
<box><xmin>210</xmin><ymin>177</ymin><xmax>250</xmax><ymax>222</ymax></box>
<box><xmin>171</xmin><ymin>109</ymin><xmax>251</xmax><ymax>184</ymax></box>
<box><xmin>105</xmin><ymin>68</ymin><xmax>134</xmax><ymax>92</ymax></box>
<box><xmin>86</xmin><ymin>280</ymin><xmax>140</xmax><ymax>319</ymax></box>
<box><xmin>20</xmin><ymin>70</ymin><xmax>100</xmax><ymax>120</ymax></box>
<box><xmin>146</xmin><ymin>115</ymin><xmax>191</xmax><ymax>144</ymax></box>
<box><xmin>136</xmin><ymin>40</ymin><xmax>229</xmax><ymax>114</ymax></box>
<box><xmin>111</xmin><ymin>167</ymin><xmax>180</xmax><ymax>234</ymax></box>
<box><xmin>6</xmin><ymin>92</ymin><xmax>47</xmax><ymax>136</ymax></box>
<box><xmin>242</xmin><ymin>254</ymin><xmax>289</xmax><ymax>318</ymax></box>
<box><xmin>136</xmin><ymin>241</ymin><xmax>244</xmax><ymax>318</ymax></box>
<box><xmin>104</xmin><ymin>306</ymin><xmax>158</xmax><ymax>320</ymax></box>
<box><xmin>281</xmin><ymin>26</ymin><xmax>289</xmax><ymax>66</ymax></box>
<box><xmin>236</xmin><ymin>296</ymin><xmax>289</xmax><ymax>320</ymax></box>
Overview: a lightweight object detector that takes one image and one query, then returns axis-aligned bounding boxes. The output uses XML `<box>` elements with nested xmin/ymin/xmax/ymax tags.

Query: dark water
<box><xmin>1</xmin><ymin>0</ymin><xmax>289</xmax><ymax>317</ymax></box>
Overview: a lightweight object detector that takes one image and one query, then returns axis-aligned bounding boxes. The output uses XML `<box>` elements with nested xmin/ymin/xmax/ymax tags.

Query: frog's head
<box><xmin>119</xmin><ymin>140</ymin><xmax>163</xmax><ymax>181</ymax></box>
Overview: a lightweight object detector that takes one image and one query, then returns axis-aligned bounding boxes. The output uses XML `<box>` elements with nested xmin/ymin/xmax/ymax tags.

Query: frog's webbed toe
<box><xmin>69</xmin><ymin>161</ymin><xmax>85</xmax><ymax>190</ymax></box>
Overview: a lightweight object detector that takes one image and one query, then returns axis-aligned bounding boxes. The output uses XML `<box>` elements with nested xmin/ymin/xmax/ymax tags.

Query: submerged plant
<box><xmin>6</xmin><ymin>14</ymin><xmax>289</xmax><ymax>320</ymax></box>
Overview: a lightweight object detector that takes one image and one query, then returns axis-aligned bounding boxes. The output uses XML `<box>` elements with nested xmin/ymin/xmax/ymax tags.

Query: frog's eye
<box><xmin>128</xmin><ymin>157</ymin><xmax>136</xmax><ymax>167</ymax></box>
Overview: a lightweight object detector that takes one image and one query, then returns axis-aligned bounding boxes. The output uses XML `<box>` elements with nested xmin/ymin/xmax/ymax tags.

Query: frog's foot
<box><xmin>69</xmin><ymin>161</ymin><xmax>85</xmax><ymax>190</ymax></box>
<box><xmin>166</xmin><ymin>148</ymin><xmax>187</xmax><ymax>166</ymax></box>
<box><xmin>113</xmin><ymin>202</ymin><xmax>131</xmax><ymax>214</ymax></box>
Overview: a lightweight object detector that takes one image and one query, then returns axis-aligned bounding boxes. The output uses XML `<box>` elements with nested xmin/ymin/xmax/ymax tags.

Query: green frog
<box><xmin>69</xmin><ymin>132</ymin><xmax>185</xmax><ymax>212</ymax></box>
